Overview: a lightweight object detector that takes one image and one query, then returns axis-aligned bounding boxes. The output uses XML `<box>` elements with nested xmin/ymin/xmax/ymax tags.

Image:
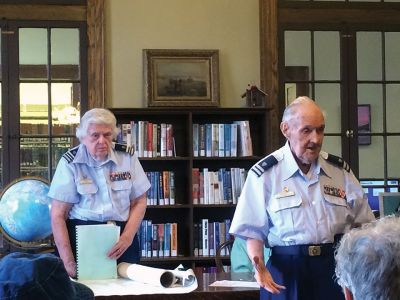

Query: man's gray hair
<box><xmin>76</xmin><ymin>108</ymin><xmax>119</xmax><ymax>142</ymax></box>
<box><xmin>282</xmin><ymin>96</ymin><xmax>326</xmax><ymax>123</ymax></box>
<box><xmin>335</xmin><ymin>216</ymin><xmax>400</xmax><ymax>300</ymax></box>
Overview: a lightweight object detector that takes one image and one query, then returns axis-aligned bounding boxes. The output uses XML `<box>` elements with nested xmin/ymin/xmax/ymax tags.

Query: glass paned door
<box><xmin>283</xmin><ymin>30</ymin><xmax>343</xmax><ymax>157</ymax></box>
<box><xmin>1</xmin><ymin>21</ymin><xmax>86</xmax><ymax>188</ymax></box>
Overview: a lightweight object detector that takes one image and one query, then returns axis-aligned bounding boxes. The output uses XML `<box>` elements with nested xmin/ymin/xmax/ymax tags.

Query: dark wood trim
<box><xmin>259</xmin><ymin>0</ymin><xmax>279</xmax><ymax>152</ymax></box>
<box><xmin>280</xmin><ymin>7</ymin><xmax>400</xmax><ymax>26</ymax></box>
<box><xmin>87</xmin><ymin>0</ymin><xmax>105</xmax><ymax>109</ymax></box>
<box><xmin>0</xmin><ymin>4</ymin><xmax>86</xmax><ymax>21</ymax></box>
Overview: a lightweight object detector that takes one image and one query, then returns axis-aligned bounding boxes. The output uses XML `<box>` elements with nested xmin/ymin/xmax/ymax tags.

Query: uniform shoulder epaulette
<box><xmin>114</xmin><ymin>142</ymin><xmax>135</xmax><ymax>156</ymax></box>
<box><xmin>321</xmin><ymin>151</ymin><xmax>350</xmax><ymax>172</ymax></box>
<box><xmin>62</xmin><ymin>146</ymin><xmax>79</xmax><ymax>163</ymax></box>
<box><xmin>251</xmin><ymin>155</ymin><xmax>278</xmax><ymax>177</ymax></box>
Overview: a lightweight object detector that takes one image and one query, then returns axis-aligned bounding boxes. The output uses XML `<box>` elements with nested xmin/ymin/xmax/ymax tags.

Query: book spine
<box><xmin>147</xmin><ymin>122</ymin><xmax>153</xmax><ymax>157</ymax></box>
<box><xmin>192</xmin><ymin>168</ymin><xmax>200</xmax><ymax>205</ymax></box>
<box><xmin>218</xmin><ymin>123</ymin><xmax>225</xmax><ymax>157</ymax></box>
<box><xmin>208</xmin><ymin>222</ymin><xmax>215</xmax><ymax>256</ymax></box>
<box><xmin>171</xmin><ymin>223</ymin><xmax>178</xmax><ymax>257</ymax></box>
<box><xmin>157</xmin><ymin>224</ymin><xmax>164</xmax><ymax>257</ymax></box>
<box><xmin>152</xmin><ymin>224</ymin><xmax>158</xmax><ymax>257</ymax></box>
<box><xmin>193</xmin><ymin>123</ymin><xmax>199</xmax><ymax>157</ymax></box>
<box><xmin>169</xmin><ymin>171</ymin><xmax>175</xmax><ymax>205</ymax></box>
<box><xmin>202</xmin><ymin>219</ymin><xmax>209</xmax><ymax>256</ymax></box>
<box><xmin>146</xmin><ymin>220</ymin><xmax>152</xmax><ymax>257</ymax></box>
<box><xmin>164</xmin><ymin>223</ymin><xmax>171</xmax><ymax>257</ymax></box>
<box><xmin>199</xmin><ymin>124</ymin><xmax>206</xmax><ymax>157</ymax></box>
<box><xmin>162</xmin><ymin>170</ymin><xmax>170</xmax><ymax>205</ymax></box>
<box><xmin>193</xmin><ymin>223</ymin><xmax>199</xmax><ymax>257</ymax></box>
<box><xmin>205</xmin><ymin>123</ymin><xmax>212</xmax><ymax>157</ymax></box>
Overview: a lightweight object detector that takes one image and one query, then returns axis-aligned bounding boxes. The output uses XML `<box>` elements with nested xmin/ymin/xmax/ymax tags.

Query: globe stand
<box><xmin>0</xmin><ymin>177</ymin><xmax>55</xmax><ymax>256</ymax></box>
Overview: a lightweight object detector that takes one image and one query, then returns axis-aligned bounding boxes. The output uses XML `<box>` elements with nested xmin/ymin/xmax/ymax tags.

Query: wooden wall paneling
<box><xmin>259</xmin><ymin>0</ymin><xmax>279</xmax><ymax>152</ymax></box>
<box><xmin>87</xmin><ymin>0</ymin><xmax>105</xmax><ymax>109</ymax></box>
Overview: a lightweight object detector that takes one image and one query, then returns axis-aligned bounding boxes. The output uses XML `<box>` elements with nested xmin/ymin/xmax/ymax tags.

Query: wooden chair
<box><xmin>215</xmin><ymin>239</ymin><xmax>234</xmax><ymax>273</ymax></box>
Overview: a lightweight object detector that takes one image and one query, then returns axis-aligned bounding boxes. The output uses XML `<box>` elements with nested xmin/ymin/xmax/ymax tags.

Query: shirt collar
<box><xmin>281</xmin><ymin>142</ymin><xmax>328</xmax><ymax>180</ymax></box>
<box><xmin>318</xmin><ymin>151</ymin><xmax>333</xmax><ymax>178</ymax></box>
<box><xmin>73</xmin><ymin>144</ymin><xmax>118</xmax><ymax>167</ymax></box>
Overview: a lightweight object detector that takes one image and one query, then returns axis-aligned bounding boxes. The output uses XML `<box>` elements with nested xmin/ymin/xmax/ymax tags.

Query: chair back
<box><xmin>215</xmin><ymin>239</ymin><xmax>234</xmax><ymax>273</ymax></box>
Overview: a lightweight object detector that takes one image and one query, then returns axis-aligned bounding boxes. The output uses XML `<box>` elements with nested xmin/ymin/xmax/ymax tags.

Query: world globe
<box><xmin>0</xmin><ymin>177</ymin><xmax>52</xmax><ymax>247</ymax></box>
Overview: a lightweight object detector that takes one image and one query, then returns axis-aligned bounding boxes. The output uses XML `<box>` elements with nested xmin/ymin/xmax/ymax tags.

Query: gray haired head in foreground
<box><xmin>335</xmin><ymin>216</ymin><xmax>400</xmax><ymax>300</ymax></box>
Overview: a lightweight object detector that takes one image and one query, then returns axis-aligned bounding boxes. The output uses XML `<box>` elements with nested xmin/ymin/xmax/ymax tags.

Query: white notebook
<box><xmin>76</xmin><ymin>224</ymin><xmax>120</xmax><ymax>280</ymax></box>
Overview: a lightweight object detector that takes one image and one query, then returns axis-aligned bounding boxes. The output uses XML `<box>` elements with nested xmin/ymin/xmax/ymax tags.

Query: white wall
<box><xmin>105</xmin><ymin>0</ymin><xmax>260</xmax><ymax>108</ymax></box>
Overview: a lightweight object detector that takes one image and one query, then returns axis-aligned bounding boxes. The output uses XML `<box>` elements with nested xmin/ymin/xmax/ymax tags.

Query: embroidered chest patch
<box><xmin>110</xmin><ymin>171</ymin><xmax>132</xmax><ymax>182</ymax></box>
<box><xmin>324</xmin><ymin>185</ymin><xmax>346</xmax><ymax>199</ymax></box>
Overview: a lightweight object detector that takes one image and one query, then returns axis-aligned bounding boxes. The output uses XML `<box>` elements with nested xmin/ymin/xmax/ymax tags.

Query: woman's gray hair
<box><xmin>335</xmin><ymin>216</ymin><xmax>400</xmax><ymax>300</ymax></box>
<box><xmin>76</xmin><ymin>108</ymin><xmax>120</xmax><ymax>142</ymax></box>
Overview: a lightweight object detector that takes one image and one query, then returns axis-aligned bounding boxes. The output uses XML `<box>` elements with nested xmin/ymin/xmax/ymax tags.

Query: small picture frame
<box><xmin>143</xmin><ymin>49</ymin><xmax>220</xmax><ymax>107</ymax></box>
<box><xmin>358</xmin><ymin>104</ymin><xmax>371</xmax><ymax>145</ymax></box>
<box><xmin>379</xmin><ymin>192</ymin><xmax>400</xmax><ymax>217</ymax></box>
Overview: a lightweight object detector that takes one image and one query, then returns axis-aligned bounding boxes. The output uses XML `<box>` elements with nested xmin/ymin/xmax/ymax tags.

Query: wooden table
<box><xmin>95</xmin><ymin>272</ymin><xmax>259</xmax><ymax>300</ymax></box>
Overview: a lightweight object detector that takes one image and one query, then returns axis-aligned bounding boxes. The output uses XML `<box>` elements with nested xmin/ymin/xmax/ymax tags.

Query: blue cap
<box><xmin>0</xmin><ymin>252</ymin><xmax>94</xmax><ymax>300</ymax></box>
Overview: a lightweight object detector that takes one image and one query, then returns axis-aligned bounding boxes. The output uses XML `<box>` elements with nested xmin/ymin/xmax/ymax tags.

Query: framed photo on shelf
<box><xmin>357</xmin><ymin>104</ymin><xmax>371</xmax><ymax>145</ymax></box>
<box><xmin>143</xmin><ymin>49</ymin><xmax>220</xmax><ymax>107</ymax></box>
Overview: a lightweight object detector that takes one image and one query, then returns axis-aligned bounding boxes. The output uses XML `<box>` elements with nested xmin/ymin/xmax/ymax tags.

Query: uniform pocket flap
<box><xmin>269</xmin><ymin>196</ymin><xmax>302</xmax><ymax>213</ymax></box>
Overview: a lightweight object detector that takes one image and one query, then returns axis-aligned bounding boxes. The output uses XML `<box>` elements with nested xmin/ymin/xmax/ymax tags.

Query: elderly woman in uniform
<box><xmin>49</xmin><ymin>108</ymin><xmax>150</xmax><ymax>278</ymax></box>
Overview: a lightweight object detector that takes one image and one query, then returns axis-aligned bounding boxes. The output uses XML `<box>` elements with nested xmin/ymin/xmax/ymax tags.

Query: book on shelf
<box><xmin>152</xmin><ymin>224</ymin><xmax>159</xmax><ymax>257</ymax></box>
<box><xmin>140</xmin><ymin>221</ymin><xmax>147</xmax><ymax>257</ymax></box>
<box><xmin>201</xmin><ymin>219</ymin><xmax>209</xmax><ymax>256</ymax></box>
<box><xmin>192</xmin><ymin>168</ymin><xmax>200</xmax><ymax>205</ymax></box>
<box><xmin>218</xmin><ymin>123</ymin><xmax>225</xmax><ymax>157</ymax></box>
<box><xmin>162</xmin><ymin>170</ymin><xmax>170</xmax><ymax>205</ymax></box>
<box><xmin>146</xmin><ymin>220</ymin><xmax>153</xmax><ymax>258</ymax></box>
<box><xmin>199</xmin><ymin>171</ymin><xmax>204</xmax><ymax>204</ymax></box>
<box><xmin>193</xmin><ymin>123</ymin><xmax>199</xmax><ymax>157</ymax></box>
<box><xmin>171</xmin><ymin>222</ymin><xmax>178</xmax><ymax>257</ymax></box>
<box><xmin>205</xmin><ymin>123</ymin><xmax>212</xmax><ymax>157</ymax></box>
<box><xmin>169</xmin><ymin>171</ymin><xmax>175</xmax><ymax>205</ymax></box>
<box><xmin>166</xmin><ymin>123</ymin><xmax>174</xmax><ymax>157</ymax></box>
<box><xmin>230</xmin><ymin>123</ymin><xmax>238</xmax><ymax>157</ymax></box>
<box><xmin>164</xmin><ymin>223</ymin><xmax>171</xmax><ymax>257</ymax></box>
<box><xmin>199</xmin><ymin>124</ymin><xmax>206</xmax><ymax>157</ymax></box>
<box><xmin>157</xmin><ymin>224</ymin><xmax>165</xmax><ymax>257</ymax></box>
<box><xmin>224</xmin><ymin>124</ymin><xmax>231</xmax><ymax>157</ymax></box>
<box><xmin>193</xmin><ymin>223</ymin><xmax>199</xmax><ymax>257</ymax></box>
<box><xmin>146</xmin><ymin>122</ymin><xmax>153</xmax><ymax>157</ymax></box>
<box><xmin>235</xmin><ymin>120</ymin><xmax>253</xmax><ymax>157</ymax></box>
<box><xmin>208</xmin><ymin>222</ymin><xmax>215</xmax><ymax>256</ymax></box>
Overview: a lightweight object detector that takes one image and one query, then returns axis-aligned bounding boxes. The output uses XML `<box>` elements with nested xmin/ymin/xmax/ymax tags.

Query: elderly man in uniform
<box><xmin>229</xmin><ymin>97</ymin><xmax>375</xmax><ymax>300</ymax></box>
<box><xmin>49</xmin><ymin>108</ymin><xmax>150</xmax><ymax>278</ymax></box>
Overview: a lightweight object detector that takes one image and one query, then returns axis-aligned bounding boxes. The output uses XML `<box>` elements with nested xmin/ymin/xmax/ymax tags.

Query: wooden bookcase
<box><xmin>111</xmin><ymin>107</ymin><xmax>270</xmax><ymax>270</ymax></box>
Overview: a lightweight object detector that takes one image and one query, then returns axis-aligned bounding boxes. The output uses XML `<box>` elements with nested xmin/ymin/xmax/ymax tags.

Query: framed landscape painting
<box><xmin>144</xmin><ymin>49</ymin><xmax>220</xmax><ymax>107</ymax></box>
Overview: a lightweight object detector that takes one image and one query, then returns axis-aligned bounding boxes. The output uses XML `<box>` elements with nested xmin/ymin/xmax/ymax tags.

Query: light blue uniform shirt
<box><xmin>229</xmin><ymin>142</ymin><xmax>375</xmax><ymax>247</ymax></box>
<box><xmin>48</xmin><ymin>144</ymin><xmax>150</xmax><ymax>222</ymax></box>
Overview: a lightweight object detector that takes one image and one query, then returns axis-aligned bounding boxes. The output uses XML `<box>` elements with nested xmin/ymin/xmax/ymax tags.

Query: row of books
<box><xmin>117</xmin><ymin>121</ymin><xmax>175</xmax><ymax>157</ymax></box>
<box><xmin>192</xmin><ymin>121</ymin><xmax>253</xmax><ymax>157</ymax></box>
<box><xmin>139</xmin><ymin>220</ymin><xmax>178</xmax><ymax>258</ymax></box>
<box><xmin>145</xmin><ymin>171</ymin><xmax>175</xmax><ymax>206</ymax></box>
<box><xmin>193</xmin><ymin>219</ymin><xmax>231</xmax><ymax>257</ymax></box>
<box><xmin>192</xmin><ymin>168</ymin><xmax>247</xmax><ymax>205</ymax></box>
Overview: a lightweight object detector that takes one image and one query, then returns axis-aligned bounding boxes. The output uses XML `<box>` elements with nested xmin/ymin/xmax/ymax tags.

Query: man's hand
<box><xmin>65</xmin><ymin>260</ymin><xmax>77</xmax><ymax>278</ymax></box>
<box><xmin>253</xmin><ymin>256</ymin><xmax>286</xmax><ymax>294</ymax></box>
